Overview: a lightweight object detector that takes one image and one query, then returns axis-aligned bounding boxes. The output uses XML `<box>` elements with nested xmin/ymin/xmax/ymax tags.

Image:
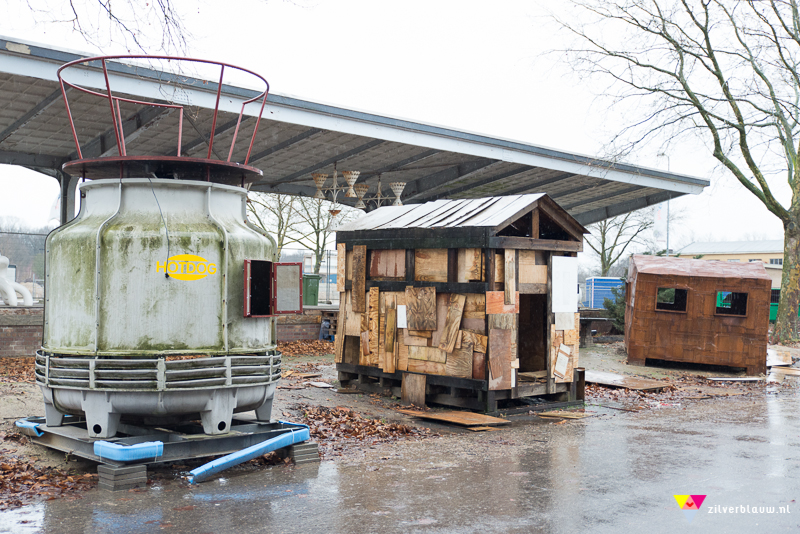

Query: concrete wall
<box><xmin>695</xmin><ymin>252</ymin><xmax>782</xmax><ymax>264</ymax></box>
<box><xmin>0</xmin><ymin>307</ymin><xmax>43</xmax><ymax>358</ymax></box>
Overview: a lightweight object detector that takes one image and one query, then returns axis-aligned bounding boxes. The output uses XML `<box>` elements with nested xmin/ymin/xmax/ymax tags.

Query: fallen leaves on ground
<box><xmin>296</xmin><ymin>404</ymin><xmax>437</xmax><ymax>458</ymax></box>
<box><xmin>0</xmin><ymin>357</ymin><xmax>34</xmax><ymax>383</ymax></box>
<box><xmin>278</xmin><ymin>340</ymin><xmax>334</xmax><ymax>357</ymax></box>
<box><xmin>0</xmin><ymin>453</ymin><xmax>96</xmax><ymax>509</ymax></box>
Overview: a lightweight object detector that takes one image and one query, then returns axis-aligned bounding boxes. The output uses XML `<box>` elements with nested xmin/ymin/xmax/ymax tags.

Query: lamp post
<box><xmin>657</xmin><ymin>153</ymin><xmax>671</xmax><ymax>257</ymax></box>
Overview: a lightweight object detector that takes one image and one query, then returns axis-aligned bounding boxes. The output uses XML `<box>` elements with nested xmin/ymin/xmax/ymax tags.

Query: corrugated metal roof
<box><xmin>631</xmin><ymin>255</ymin><xmax>771</xmax><ymax>281</ymax></box>
<box><xmin>678</xmin><ymin>240</ymin><xmax>783</xmax><ymax>255</ymax></box>
<box><xmin>337</xmin><ymin>194</ymin><xmax>546</xmax><ymax>231</ymax></box>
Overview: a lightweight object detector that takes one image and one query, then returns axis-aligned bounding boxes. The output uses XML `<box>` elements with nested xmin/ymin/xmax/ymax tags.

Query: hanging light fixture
<box><xmin>343</xmin><ymin>171</ymin><xmax>360</xmax><ymax>198</ymax></box>
<box><xmin>312</xmin><ymin>173</ymin><xmax>327</xmax><ymax>200</ymax></box>
<box><xmin>390</xmin><ymin>182</ymin><xmax>406</xmax><ymax>206</ymax></box>
<box><xmin>354</xmin><ymin>183</ymin><xmax>369</xmax><ymax>209</ymax></box>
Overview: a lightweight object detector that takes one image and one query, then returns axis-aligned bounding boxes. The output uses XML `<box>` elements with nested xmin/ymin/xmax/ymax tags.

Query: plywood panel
<box><xmin>337</xmin><ymin>243</ymin><xmax>346</xmax><ymax>292</ymax></box>
<box><xmin>378</xmin><ymin>291</ymin><xmax>386</xmax><ymax>370</ymax></box>
<box><xmin>401</xmin><ymin>373</ymin><xmax>426</xmax><ymax>407</ymax></box>
<box><xmin>414</xmin><ymin>249</ymin><xmax>448</xmax><ymax>282</ymax></box>
<box><xmin>486</xmin><ymin>291</ymin><xmax>519</xmax><ymax>314</ymax></box>
<box><xmin>360</xmin><ymin>331</ymin><xmax>370</xmax><ymax>361</ymax></box>
<box><xmin>461</xmin><ymin>317</ymin><xmax>486</xmax><ymax>333</ymax></box>
<box><xmin>446</xmin><ymin>341</ymin><xmax>474</xmax><ymax>378</ymax></box>
<box><xmin>461</xmin><ymin>331</ymin><xmax>488</xmax><ymax>353</ymax></box>
<box><xmin>405</xmin><ymin>286</ymin><xmax>437</xmax><ymax>330</ymax></box>
<box><xmin>345</xmin><ymin>291</ymin><xmax>361</xmax><ymax>336</ymax></box>
<box><xmin>397</xmin><ymin>330</ymin><xmax>409</xmax><ymax>371</ymax></box>
<box><xmin>438</xmin><ymin>294</ymin><xmax>467</xmax><ymax>353</ymax></box>
<box><xmin>352</xmin><ymin>245</ymin><xmax>367</xmax><ymax>313</ymax></box>
<box><xmin>457</xmin><ymin>248</ymin><xmax>483</xmax><ymax>283</ymax></box>
<box><xmin>383</xmin><ymin>293</ymin><xmax>397</xmax><ymax>373</ymax></box>
<box><xmin>407</xmin><ymin>359</ymin><xmax>446</xmax><ymax>375</ymax></box>
<box><xmin>489</xmin><ymin>329</ymin><xmax>514</xmax><ymax>390</ymax></box>
<box><xmin>472</xmin><ymin>351</ymin><xmax>486</xmax><ymax>380</ymax></box>
<box><xmin>504</xmin><ymin>249</ymin><xmax>516</xmax><ymax>305</ymax></box>
<box><xmin>494</xmin><ymin>253</ymin><xmax>504</xmax><ymax>288</ymax></box>
<box><xmin>403</xmin><ymin>331</ymin><xmax>430</xmax><ymax>346</ymax></box>
<box><xmin>519</xmin><ymin>250</ymin><xmax>547</xmax><ymax>284</ymax></box>
<box><xmin>335</xmin><ymin>292</ymin><xmax>346</xmax><ymax>363</ymax></box>
<box><xmin>488</xmin><ymin>313</ymin><xmax>516</xmax><ymax>330</ymax></box>
<box><xmin>463</xmin><ymin>293</ymin><xmax>486</xmax><ymax>319</ymax></box>
<box><xmin>369</xmin><ymin>249</ymin><xmax>406</xmax><ymax>279</ymax></box>
<box><xmin>430</xmin><ymin>292</ymin><xmax>452</xmax><ymax>348</ymax></box>
<box><xmin>408</xmin><ymin>345</ymin><xmax>447</xmax><ymax>363</ymax></box>
<box><xmin>368</xmin><ymin>288</ymin><xmax>380</xmax><ymax>360</ymax></box>
<box><xmin>407</xmin><ymin>329</ymin><xmax>432</xmax><ymax>338</ymax></box>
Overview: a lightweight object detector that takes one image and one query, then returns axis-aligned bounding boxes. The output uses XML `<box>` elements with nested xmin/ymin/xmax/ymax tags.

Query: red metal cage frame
<box><xmin>57</xmin><ymin>55</ymin><xmax>270</xmax><ymax>165</ymax></box>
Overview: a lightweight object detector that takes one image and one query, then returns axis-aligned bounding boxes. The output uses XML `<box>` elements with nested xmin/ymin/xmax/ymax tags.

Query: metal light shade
<box><xmin>312</xmin><ymin>173</ymin><xmax>328</xmax><ymax>188</ymax></box>
<box><xmin>313</xmin><ymin>189</ymin><xmax>326</xmax><ymax>200</ymax></box>
<box><xmin>390</xmin><ymin>182</ymin><xmax>406</xmax><ymax>206</ymax></box>
<box><xmin>343</xmin><ymin>171</ymin><xmax>360</xmax><ymax>198</ymax></box>
<box><xmin>329</xmin><ymin>209</ymin><xmax>342</xmax><ymax>217</ymax></box>
<box><xmin>354</xmin><ymin>183</ymin><xmax>369</xmax><ymax>210</ymax></box>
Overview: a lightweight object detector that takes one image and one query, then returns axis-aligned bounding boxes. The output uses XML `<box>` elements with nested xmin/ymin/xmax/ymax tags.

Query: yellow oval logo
<box><xmin>156</xmin><ymin>254</ymin><xmax>217</xmax><ymax>281</ymax></box>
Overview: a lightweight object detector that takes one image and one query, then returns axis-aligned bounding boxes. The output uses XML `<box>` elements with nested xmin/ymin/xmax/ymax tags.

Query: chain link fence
<box><xmin>278</xmin><ymin>247</ymin><xmax>339</xmax><ymax>304</ymax></box>
<box><xmin>0</xmin><ymin>231</ymin><xmax>47</xmax><ymax>304</ymax></box>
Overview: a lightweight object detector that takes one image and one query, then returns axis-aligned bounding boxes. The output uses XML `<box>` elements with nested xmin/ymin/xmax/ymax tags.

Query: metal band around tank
<box><xmin>94</xmin><ymin>181</ymin><xmax>123</xmax><ymax>353</ymax></box>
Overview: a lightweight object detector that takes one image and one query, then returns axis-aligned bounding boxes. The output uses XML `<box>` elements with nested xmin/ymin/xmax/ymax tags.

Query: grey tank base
<box><xmin>41</xmin><ymin>383</ymin><xmax>276</xmax><ymax>438</ymax></box>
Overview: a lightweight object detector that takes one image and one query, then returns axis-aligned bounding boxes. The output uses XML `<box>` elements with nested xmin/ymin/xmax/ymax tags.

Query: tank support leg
<box><xmin>201</xmin><ymin>392</ymin><xmax>235</xmax><ymax>435</ymax></box>
<box><xmin>82</xmin><ymin>393</ymin><xmax>121</xmax><ymax>438</ymax></box>
<box><xmin>254</xmin><ymin>397</ymin><xmax>273</xmax><ymax>422</ymax></box>
<box><xmin>44</xmin><ymin>402</ymin><xmax>65</xmax><ymax>427</ymax></box>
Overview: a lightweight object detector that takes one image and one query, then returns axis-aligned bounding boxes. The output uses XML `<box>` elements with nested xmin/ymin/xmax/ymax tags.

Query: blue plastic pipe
<box><xmin>187</xmin><ymin>421</ymin><xmax>310</xmax><ymax>484</ymax></box>
<box><xmin>15</xmin><ymin>419</ymin><xmax>43</xmax><ymax>437</ymax></box>
<box><xmin>93</xmin><ymin>440</ymin><xmax>164</xmax><ymax>462</ymax></box>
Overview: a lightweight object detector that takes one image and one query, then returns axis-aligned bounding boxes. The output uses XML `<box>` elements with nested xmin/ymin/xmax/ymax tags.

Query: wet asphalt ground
<box><xmin>2</xmin><ymin>385</ymin><xmax>800</xmax><ymax>534</ymax></box>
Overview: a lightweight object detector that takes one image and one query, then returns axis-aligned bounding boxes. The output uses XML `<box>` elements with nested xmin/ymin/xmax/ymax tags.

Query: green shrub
<box><xmin>603</xmin><ymin>284</ymin><xmax>626</xmax><ymax>334</ymax></box>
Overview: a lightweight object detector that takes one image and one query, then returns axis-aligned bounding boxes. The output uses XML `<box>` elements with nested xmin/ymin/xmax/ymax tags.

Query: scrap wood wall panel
<box><xmin>625</xmin><ymin>255</ymin><xmax>770</xmax><ymax>375</ymax></box>
<box><xmin>333</xmin><ymin>195</ymin><xmax>589</xmax><ymax>408</ymax></box>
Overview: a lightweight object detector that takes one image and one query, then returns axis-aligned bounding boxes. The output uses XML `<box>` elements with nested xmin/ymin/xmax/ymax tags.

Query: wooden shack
<box><xmin>625</xmin><ymin>255</ymin><xmax>770</xmax><ymax>375</ymax></box>
<box><xmin>333</xmin><ymin>194</ymin><xmax>588</xmax><ymax>411</ymax></box>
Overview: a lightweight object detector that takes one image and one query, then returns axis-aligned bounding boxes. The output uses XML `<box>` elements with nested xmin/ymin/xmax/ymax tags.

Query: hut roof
<box><xmin>629</xmin><ymin>255</ymin><xmax>771</xmax><ymax>281</ymax></box>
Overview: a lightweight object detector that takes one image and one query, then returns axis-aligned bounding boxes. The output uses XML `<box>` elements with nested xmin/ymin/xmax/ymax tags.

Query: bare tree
<box><xmin>16</xmin><ymin>0</ymin><xmax>190</xmax><ymax>54</ymax></box>
<box><xmin>247</xmin><ymin>192</ymin><xmax>298</xmax><ymax>258</ymax></box>
<box><xmin>586</xmin><ymin>209</ymin><xmax>653</xmax><ymax>275</ymax></box>
<box><xmin>560</xmin><ymin>0</ymin><xmax>800</xmax><ymax>342</ymax></box>
<box><xmin>291</xmin><ymin>198</ymin><xmax>360</xmax><ymax>274</ymax></box>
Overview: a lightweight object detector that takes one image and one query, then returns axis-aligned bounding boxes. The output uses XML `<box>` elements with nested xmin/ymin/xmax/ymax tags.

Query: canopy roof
<box><xmin>0</xmin><ymin>36</ymin><xmax>708</xmax><ymax>225</ymax></box>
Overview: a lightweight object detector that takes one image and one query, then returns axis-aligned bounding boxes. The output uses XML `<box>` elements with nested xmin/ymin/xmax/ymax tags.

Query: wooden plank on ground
<box><xmin>352</xmin><ymin>245</ymin><xmax>367</xmax><ymax>313</ymax></box>
<box><xmin>504</xmin><ymin>249</ymin><xmax>516</xmax><ymax>305</ymax></box>
<box><xmin>457</xmin><ymin>248</ymin><xmax>483</xmax><ymax>282</ymax></box>
<box><xmin>408</xmin><ymin>345</ymin><xmax>447</xmax><ymax>363</ymax></box>
<box><xmin>334</xmin><ymin>293</ymin><xmax>346</xmax><ymax>363</ymax></box>
<box><xmin>463</xmin><ymin>293</ymin><xmax>486</xmax><ymax>319</ymax></box>
<box><xmin>585</xmin><ymin>370</ymin><xmax>669</xmax><ymax>391</ymax></box>
<box><xmin>486</xmin><ymin>291</ymin><xmax>519</xmax><ymax>314</ymax></box>
<box><xmin>337</xmin><ymin>243</ymin><xmax>346</xmax><ymax>292</ymax></box>
<box><xmin>446</xmin><ymin>341</ymin><xmax>474</xmax><ymax>378</ymax></box>
<box><xmin>461</xmin><ymin>330</ymin><xmax>487</xmax><ymax>353</ymax></box>
<box><xmin>537</xmin><ymin>410</ymin><xmax>593</xmax><ymax>419</ymax></box>
<box><xmin>401</xmin><ymin>373</ymin><xmax>426</xmax><ymax>407</ymax></box>
<box><xmin>407</xmin><ymin>359</ymin><xmax>446</xmax><ymax>375</ymax></box>
<box><xmin>414</xmin><ymin>249</ymin><xmax>448</xmax><ymax>282</ymax></box>
<box><xmin>405</xmin><ymin>286</ymin><xmax>437</xmax><ymax>330</ymax></box>
<box><xmin>438</xmin><ymin>294</ymin><xmax>467</xmax><ymax>352</ymax></box>
<box><xmin>396</xmin><ymin>409</ymin><xmax>510</xmax><ymax>427</ymax></box>
<box><xmin>368</xmin><ymin>288</ymin><xmax>380</xmax><ymax>359</ymax></box>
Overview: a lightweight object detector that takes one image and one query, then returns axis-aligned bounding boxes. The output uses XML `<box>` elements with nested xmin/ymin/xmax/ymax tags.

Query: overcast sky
<box><xmin>0</xmin><ymin>0</ymin><xmax>787</xmax><ymax>264</ymax></box>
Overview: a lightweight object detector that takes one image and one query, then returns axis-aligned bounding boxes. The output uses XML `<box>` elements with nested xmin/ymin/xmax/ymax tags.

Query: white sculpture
<box><xmin>0</xmin><ymin>254</ymin><xmax>33</xmax><ymax>306</ymax></box>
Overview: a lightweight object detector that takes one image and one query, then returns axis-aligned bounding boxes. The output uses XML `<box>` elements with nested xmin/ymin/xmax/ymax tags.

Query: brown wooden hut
<box><xmin>333</xmin><ymin>194</ymin><xmax>588</xmax><ymax>412</ymax></box>
<box><xmin>625</xmin><ymin>255</ymin><xmax>771</xmax><ymax>375</ymax></box>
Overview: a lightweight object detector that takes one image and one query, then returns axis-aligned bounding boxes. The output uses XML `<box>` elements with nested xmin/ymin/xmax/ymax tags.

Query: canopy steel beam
<box><xmin>573</xmin><ymin>190</ymin><xmax>680</xmax><ymax>226</ymax></box>
<box><xmin>403</xmin><ymin>159</ymin><xmax>501</xmax><ymax>202</ymax></box>
<box><xmin>164</xmin><ymin>116</ymin><xmax>246</xmax><ymax>157</ymax></box>
<box><xmin>0</xmin><ymin>150</ymin><xmax>67</xmax><ymax>168</ymax></box>
<box><xmin>264</xmin><ymin>138</ymin><xmax>385</xmax><ymax>187</ymax></box>
<box><xmin>563</xmin><ymin>184</ymin><xmax>644</xmax><ymax>211</ymax></box>
<box><xmin>247</xmin><ymin>127</ymin><xmax>322</xmax><ymax>165</ymax></box>
<box><xmin>0</xmin><ymin>87</ymin><xmax>67</xmax><ymax>144</ymax></box>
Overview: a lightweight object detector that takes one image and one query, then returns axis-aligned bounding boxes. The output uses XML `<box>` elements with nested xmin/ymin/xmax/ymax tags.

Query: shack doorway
<box><xmin>519</xmin><ymin>293</ymin><xmax>548</xmax><ymax>372</ymax></box>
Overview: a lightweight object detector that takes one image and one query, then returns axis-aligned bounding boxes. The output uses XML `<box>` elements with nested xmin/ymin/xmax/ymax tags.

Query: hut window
<box><xmin>771</xmin><ymin>289</ymin><xmax>781</xmax><ymax>304</ymax></box>
<box><xmin>716</xmin><ymin>291</ymin><xmax>748</xmax><ymax>316</ymax></box>
<box><xmin>655</xmin><ymin>288</ymin><xmax>688</xmax><ymax>312</ymax></box>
